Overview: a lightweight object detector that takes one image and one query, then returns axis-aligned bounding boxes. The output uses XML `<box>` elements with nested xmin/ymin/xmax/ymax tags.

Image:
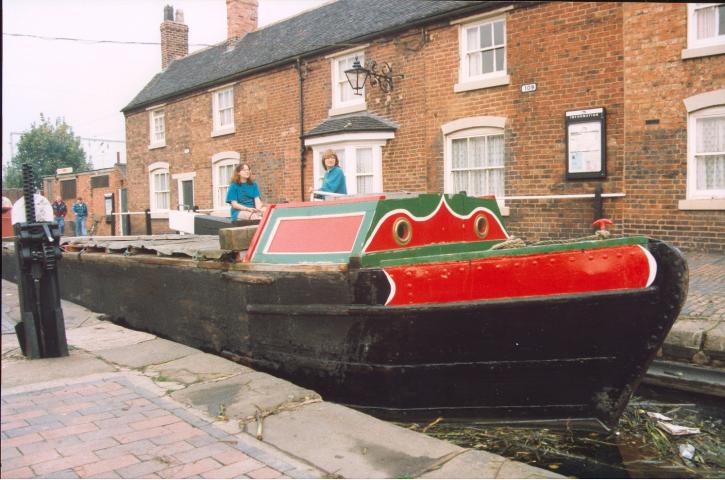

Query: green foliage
<box><xmin>5</xmin><ymin>114</ymin><xmax>91</xmax><ymax>189</ymax></box>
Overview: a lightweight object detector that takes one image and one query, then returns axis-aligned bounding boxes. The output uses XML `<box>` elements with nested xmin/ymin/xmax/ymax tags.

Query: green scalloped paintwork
<box><xmin>361</xmin><ymin>194</ymin><xmax>506</xmax><ymax>245</ymax></box>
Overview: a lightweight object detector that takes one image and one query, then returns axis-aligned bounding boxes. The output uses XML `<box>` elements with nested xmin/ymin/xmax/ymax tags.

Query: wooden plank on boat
<box><xmin>230</xmin><ymin>262</ymin><xmax>348</xmax><ymax>273</ymax></box>
<box><xmin>221</xmin><ymin>271</ymin><xmax>276</xmax><ymax>284</ymax></box>
<box><xmin>60</xmin><ymin>235</ymin><xmax>222</xmax><ymax>258</ymax></box>
<box><xmin>70</xmin><ymin>251</ymin><xmax>230</xmax><ymax>270</ymax></box>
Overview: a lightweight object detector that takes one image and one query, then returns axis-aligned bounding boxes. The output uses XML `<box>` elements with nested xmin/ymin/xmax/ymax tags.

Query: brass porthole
<box><xmin>392</xmin><ymin>217</ymin><xmax>412</xmax><ymax>246</ymax></box>
<box><xmin>474</xmin><ymin>214</ymin><xmax>489</xmax><ymax>239</ymax></box>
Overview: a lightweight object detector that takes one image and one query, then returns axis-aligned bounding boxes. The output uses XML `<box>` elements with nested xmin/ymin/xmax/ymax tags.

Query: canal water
<box><xmin>396</xmin><ymin>385</ymin><xmax>725</xmax><ymax>478</ymax></box>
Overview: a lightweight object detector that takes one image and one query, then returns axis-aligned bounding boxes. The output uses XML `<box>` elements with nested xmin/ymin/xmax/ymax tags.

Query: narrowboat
<box><xmin>1</xmin><ymin>193</ymin><xmax>688</xmax><ymax>430</ymax></box>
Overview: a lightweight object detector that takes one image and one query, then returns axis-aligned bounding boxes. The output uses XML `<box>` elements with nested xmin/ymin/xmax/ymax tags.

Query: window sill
<box><xmin>148</xmin><ymin>143</ymin><xmax>166</xmax><ymax>150</ymax></box>
<box><xmin>681</xmin><ymin>43</ymin><xmax>725</xmax><ymax>60</ymax></box>
<box><xmin>454</xmin><ymin>75</ymin><xmax>510</xmax><ymax>93</ymax></box>
<box><xmin>678</xmin><ymin>198</ymin><xmax>725</xmax><ymax>210</ymax></box>
<box><xmin>328</xmin><ymin>103</ymin><xmax>367</xmax><ymax>117</ymax></box>
<box><xmin>211</xmin><ymin>127</ymin><xmax>235</xmax><ymax>138</ymax></box>
<box><xmin>150</xmin><ymin>210</ymin><xmax>169</xmax><ymax>219</ymax></box>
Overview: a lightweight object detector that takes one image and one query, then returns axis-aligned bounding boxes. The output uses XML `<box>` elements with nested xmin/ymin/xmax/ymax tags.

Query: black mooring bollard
<box><xmin>13</xmin><ymin>164</ymin><xmax>68</xmax><ymax>359</ymax></box>
<box><xmin>593</xmin><ymin>186</ymin><xmax>604</xmax><ymax>225</ymax></box>
<box><xmin>145</xmin><ymin>208</ymin><xmax>152</xmax><ymax>235</ymax></box>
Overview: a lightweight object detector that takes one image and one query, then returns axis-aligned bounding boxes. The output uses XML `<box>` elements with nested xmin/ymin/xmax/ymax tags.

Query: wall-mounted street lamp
<box><xmin>344</xmin><ymin>57</ymin><xmax>403</xmax><ymax>95</ymax></box>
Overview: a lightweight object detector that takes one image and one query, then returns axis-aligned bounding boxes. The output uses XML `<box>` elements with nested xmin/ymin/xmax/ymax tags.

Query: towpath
<box><xmin>1</xmin><ymin>279</ymin><xmax>560</xmax><ymax>479</ymax></box>
<box><xmin>662</xmin><ymin>251</ymin><xmax>724</xmax><ymax>366</ymax></box>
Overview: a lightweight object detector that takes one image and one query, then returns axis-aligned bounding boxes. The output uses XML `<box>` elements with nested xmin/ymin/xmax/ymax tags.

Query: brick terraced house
<box><xmin>122</xmin><ymin>1</ymin><xmax>724</xmax><ymax>252</ymax></box>
<box><xmin>43</xmin><ymin>163</ymin><xmax>128</xmax><ymax>237</ymax></box>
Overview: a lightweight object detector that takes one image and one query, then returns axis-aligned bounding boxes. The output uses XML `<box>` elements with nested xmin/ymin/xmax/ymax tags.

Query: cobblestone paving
<box><xmin>681</xmin><ymin>251</ymin><xmax>725</xmax><ymax>321</ymax></box>
<box><xmin>0</xmin><ymin>377</ymin><xmax>309</xmax><ymax>479</ymax></box>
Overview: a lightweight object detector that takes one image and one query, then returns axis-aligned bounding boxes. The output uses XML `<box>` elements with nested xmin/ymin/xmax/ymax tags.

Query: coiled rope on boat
<box><xmin>490</xmin><ymin>230</ymin><xmax>611</xmax><ymax>250</ymax></box>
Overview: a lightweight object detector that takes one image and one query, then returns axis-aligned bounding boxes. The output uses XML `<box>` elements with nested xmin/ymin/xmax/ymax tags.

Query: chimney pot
<box><xmin>163</xmin><ymin>5</ymin><xmax>173</xmax><ymax>21</ymax></box>
<box><xmin>175</xmin><ymin>9</ymin><xmax>184</xmax><ymax>23</ymax></box>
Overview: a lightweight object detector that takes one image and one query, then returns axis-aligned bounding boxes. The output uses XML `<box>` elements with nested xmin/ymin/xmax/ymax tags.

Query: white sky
<box><xmin>2</xmin><ymin>0</ymin><xmax>327</xmax><ymax>171</ymax></box>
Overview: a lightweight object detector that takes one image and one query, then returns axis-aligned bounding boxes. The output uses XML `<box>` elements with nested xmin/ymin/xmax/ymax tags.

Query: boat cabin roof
<box><xmin>244</xmin><ymin>193</ymin><xmax>510</xmax><ymax>266</ymax></box>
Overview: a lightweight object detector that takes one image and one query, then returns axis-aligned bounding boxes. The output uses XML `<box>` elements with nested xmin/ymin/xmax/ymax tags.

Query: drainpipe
<box><xmin>296</xmin><ymin>58</ymin><xmax>306</xmax><ymax>201</ymax></box>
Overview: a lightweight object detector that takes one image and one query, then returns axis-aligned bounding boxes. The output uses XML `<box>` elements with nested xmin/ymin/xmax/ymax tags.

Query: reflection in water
<box><xmin>398</xmin><ymin>386</ymin><xmax>725</xmax><ymax>478</ymax></box>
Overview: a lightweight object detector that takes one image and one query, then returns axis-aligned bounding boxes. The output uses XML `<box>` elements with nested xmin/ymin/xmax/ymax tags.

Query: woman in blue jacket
<box><xmin>315</xmin><ymin>150</ymin><xmax>347</xmax><ymax>199</ymax></box>
<box><xmin>226</xmin><ymin>163</ymin><xmax>266</xmax><ymax>220</ymax></box>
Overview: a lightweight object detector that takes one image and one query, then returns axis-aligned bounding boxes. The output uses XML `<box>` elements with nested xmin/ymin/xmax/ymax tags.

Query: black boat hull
<box><xmin>1</xmin><ymin>240</ymin><xmax>687</xmax><ymax>429</ymax></box>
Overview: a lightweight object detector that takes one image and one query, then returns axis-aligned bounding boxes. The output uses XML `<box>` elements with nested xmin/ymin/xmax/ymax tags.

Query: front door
<box><xmin>181</xmin><ymin>180</ymin><xmax>194</xmax><ymax>210</ymax></box>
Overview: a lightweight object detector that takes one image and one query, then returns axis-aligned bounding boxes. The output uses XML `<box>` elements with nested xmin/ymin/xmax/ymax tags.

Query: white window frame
<box><xmin>684</xmin><ymin>3</ymin><xmax>725</xmax><ymax>59</ymax></box>
<box><xmin>680</xmin><ymin>102</ymin><xmax>725</xmax><ymax>210</ymax></box>
<box><xmin>148</xmin><ymin>161</ymin><xmax>170</xmax><ymax>218</ymax></box>
<box><xmin>442</xmin><ymin>117</ymin><xmax>508</xmax><ymax>215</ymax></box>
<box><xmin>211</xmin><ymin>151</ymin><xmax>240</xmax><ymax>215</ymax></box>
<box><xmin>172</xmin><ymin>172</ymin><xmax>196</xmax><ymax>210</ymax></box>
<box><xmin>211</xmin><ymin>85</ymin><xmax>235</xmax><ymax>137</ymax></box>
<box><xmin>148</xmin><ymin>108</ymin><xmax>166</xmax><ymax>149</ymax></box>
<box><xmin>305</xmin><ymin>132</ymin><xmax>395</xmax><ymax>196</ymax></box>
<box><xmin>454</xmin><ymin>13</ymin><xmax>510</xmax><ymax>93</ymax></box>
<box><xmin>329</xmin><ymin>49</ymin><xmax>367</xmax><ymax>117</ymax></box>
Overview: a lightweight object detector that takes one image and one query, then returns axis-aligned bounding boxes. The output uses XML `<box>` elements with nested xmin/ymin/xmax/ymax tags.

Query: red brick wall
<box><xmin>160</xmin><ymin>20</ymin><xmax>188</xmax><ymax>70</ymax></box>
<box><xmin>124</xmin><ymin>2</ymin><xmax>723</xmax><ymax>251</ymax></box>
<box><xmin>45</xmin><ymin>167</ymin><xmax>126</xmax><ymax>237</ymax></box>
<box><xmin>622</xmin><ymin>3</ymin><xmax>725</xmax><ymax>252</ymax></box>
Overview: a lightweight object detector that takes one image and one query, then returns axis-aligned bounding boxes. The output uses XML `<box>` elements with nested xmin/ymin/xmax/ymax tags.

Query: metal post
<box><xmin>145</xmin><ymin>209</ymin><xmax>152</xmax><ymax>235</ymax></box>
<box><xmin>593</xmin><ymin>186</ymin><xmax>604</xmax><ymax>224</ymax></box>
<box><xmin>13</xmin><ymin>164</ymin><xmax>68</xmax><ymax>359</ymax></box>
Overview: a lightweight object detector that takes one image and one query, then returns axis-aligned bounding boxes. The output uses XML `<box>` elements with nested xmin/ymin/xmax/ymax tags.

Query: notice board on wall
<box><xmin>566</xmin><ymin>107</ymin><xmax>606</xmax><ymax>180</ymax></box>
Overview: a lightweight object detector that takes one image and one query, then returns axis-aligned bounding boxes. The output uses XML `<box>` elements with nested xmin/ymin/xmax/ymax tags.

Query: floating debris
<box><xmin>657</xmin><ymin>421</ymin><xmax>701</xmax><ymax>436</ymax></box>
<box><xmin>401</xmin><ymin>394</ymin><xmax>725</xmax><ymax>478</ymax></box>
<box><xmin>679</xmin><ymin>443</ymin><xmax>695</xmax><ymax>460</ymax></box>
<box><xmin>646</xmin><ymin>411</ymin><xmax>673</xmax><ymax>421</ymax></box>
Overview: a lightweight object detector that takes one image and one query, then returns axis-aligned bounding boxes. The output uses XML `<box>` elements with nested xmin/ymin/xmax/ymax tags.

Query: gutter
<box><xmin>123</xmin><ymin>1</ymin><xmax>542</xmax><ymax>114</ymax></box>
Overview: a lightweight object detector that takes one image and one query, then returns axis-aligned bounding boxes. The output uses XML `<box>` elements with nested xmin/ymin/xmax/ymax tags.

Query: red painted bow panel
<box><xmin>364</xmin><ymin>200</ymin><xmax>508</xmax><ymax>253</ymax></box>
<box><xmin>383</xmin><ymin>245</ymin><xmax>655</xmax><ymax>305</ymax></box>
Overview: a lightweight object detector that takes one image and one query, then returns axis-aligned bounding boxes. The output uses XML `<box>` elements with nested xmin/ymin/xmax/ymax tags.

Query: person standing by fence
<box><xmin>72</xmin><ymin>197</ymin><xmax>88</xmax><ymax>236</ymax></box>
<box><xmin>51</xmin><ymin>196</ymin><xmax>67</xmax><ymax>235</ymax></box>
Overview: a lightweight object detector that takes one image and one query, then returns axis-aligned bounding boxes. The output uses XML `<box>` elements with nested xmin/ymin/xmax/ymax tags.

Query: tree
<box><xmin>4</xmin><ymin>114</ymin><xmax>92</xmax><ymax>189</ymax></box>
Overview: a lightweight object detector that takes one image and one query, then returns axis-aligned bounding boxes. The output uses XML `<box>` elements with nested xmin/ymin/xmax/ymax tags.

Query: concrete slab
<box><xmin>419</xmin><ymin>449</ymin><xmax>562</xmax><ymax>479</ymax></box>
<box><xmin>256</xmin><ymin>401</ymin><xmax>466</xmax><ymax>479</ymax></box>
<box><xmin>2</xmin><ymin>333</ymin><xmax>21</xmax><ymax>357</ymax></box>
<box><xmin>663</xmin><ymin>319</ymin><xmax>719</xmax><ymax>360</ymax></box>
<box><xmin>704</xmin><ymin>321</ymin><xmax>725</xmax><ymax>361</ymax></box>
<box><xmin>172</xmin><ymin>371</ymin><xmax>319</xmax><ymax>422</ymax></box>
<box><xmin>95</xmin><ymin>337</ymin><xmax>199</xmax><ymax>369</ymax></box>
<box><xmin>145</xmin><ymin>352</ymin><xmax>250</xmax><ymax>384</ymax></box>
<box><xmin>58</xmin><ymin>299</ymin><xmax>100</xmax><ymax>328</ymax></box>
<box><xmin>1</xmin><ymin>350</ymin><xmax>117</xmax><ymax>388</ymax></box>
<box><xmin>1</xmin><ymin>296</ymin><xmax>19</xmax><ymax>334</ymax></box>
<box><xmin>65</xmin><ymin>322</ymin><xmax>156</xmax><ymax>351</ymax></box>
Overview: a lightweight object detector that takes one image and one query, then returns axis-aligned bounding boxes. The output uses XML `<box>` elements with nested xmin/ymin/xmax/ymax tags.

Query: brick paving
<box><xmin>681</xmin><ymin>251</ymin><xmax>725</xmax><ymax>321</ymax></box>
<box><xmin>0</xmin><ymin>377</ymin><xmax>309</xmax><ymax>479</ymax></box>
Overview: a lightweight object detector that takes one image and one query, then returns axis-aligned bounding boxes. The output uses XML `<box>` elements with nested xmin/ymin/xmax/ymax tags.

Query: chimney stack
<box><xmin>227</xmin><ymin>0</ymin><xmax>258</xmax><ymax>41</ymax></box>
<box><xmin>160</xmin><ymin>5</ymin><xmax>188</xmax><ymax>70</ymax></box>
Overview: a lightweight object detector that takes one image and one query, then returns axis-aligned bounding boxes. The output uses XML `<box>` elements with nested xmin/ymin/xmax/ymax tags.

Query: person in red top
<box><xmin>51</xmin><ymin>196</ymin><xmax>68</xmax><ymax>235</ymax></box>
